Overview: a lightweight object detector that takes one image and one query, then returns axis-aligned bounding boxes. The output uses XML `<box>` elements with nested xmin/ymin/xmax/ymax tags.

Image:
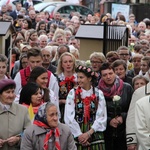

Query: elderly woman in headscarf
<box><xmin>21</xmin><ymin>102</ymin><xmax>77</xmax><ymax>150</ymax></box>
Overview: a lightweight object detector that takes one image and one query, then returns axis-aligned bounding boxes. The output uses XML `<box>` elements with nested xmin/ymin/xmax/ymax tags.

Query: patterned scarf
<box><xmin>33</xmin><ymin>120</ymin><xmax>61</xmax><ymax>150</ymax></box>
<box><xmin>98</xmin><ymin>76</ymin><xmax>123</xmax><ymax>98</ymax></box>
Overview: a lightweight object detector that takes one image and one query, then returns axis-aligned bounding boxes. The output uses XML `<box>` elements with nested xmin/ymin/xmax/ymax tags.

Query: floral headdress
<box><xmin>76</xmin><ymin>65</ymin><xmax>98</xmax><ymax>80</ymax></box>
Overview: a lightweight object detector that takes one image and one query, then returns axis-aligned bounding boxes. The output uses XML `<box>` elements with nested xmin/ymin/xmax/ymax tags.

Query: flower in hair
<box><xmin>87</xmin><ymin>68</ymin><xmax>91</xmax><ymax>72</ymax></box>
<box><xmin>95</xmin><ymin>72</ymin><xmax>99</xmax><ymax>78</ymax></box>
<box><xmin>79</xmin><ymin>65</ymin><xmax>82</xmax><ymax>70</ymax></box>
<box><xmin>83</xmin><ymin>66</ymin><xmax>86</xmax><ymax>70</ymax></box>
<box><xmin>91</xmin><ymin>72</ymin><xmax>94</xmax><ymax>76</ymax></box>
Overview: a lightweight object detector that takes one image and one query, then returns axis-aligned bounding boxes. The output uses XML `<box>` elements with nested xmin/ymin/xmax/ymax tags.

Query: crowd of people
<box><xmin>0</xmin><ymin>0</ymin><xmax>150</xmax><ymax>150</ymax></box>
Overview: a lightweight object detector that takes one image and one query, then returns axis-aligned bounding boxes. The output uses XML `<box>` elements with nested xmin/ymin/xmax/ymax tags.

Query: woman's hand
<box><xmin>6</xmin><ymin>136</ymin><xmax>20</xmax><ymax>146</ymax></box>
<box><xmin>116</xmin><ymin>116</ymin><xmax>123</xmax><ymax>125</ymax></box>
<box><xmin>78</xmin><ymin>133</ymin><xmax>90</xmax><ymax>144</ymax></box>
<box><xmin>127</xmin><ymin>144</ymin><xmax>137</xmax><ymax>150</ymax></box>
<box><xmin>110</xmin><ymin>116</ymin><xmax>123</xmax><ymax>128</ymax></box>
<box><xmin>82</xmin><ymin>141</ymin><xmax>90</xmax><ymax>147</ymax></box>
<box><xmin>0</xmin><ymin>139</ymin><xmax>6</xmax><ymax>147</ymax></box>
<box><xmin>59</xmin><ymin>99</ymin><xmax>66</xmax><ymax>104</ymax></box>
<box><xmin>110</xmin><ymin>118</ymin><xmax>120</xmax><ymax>128</ymax></box>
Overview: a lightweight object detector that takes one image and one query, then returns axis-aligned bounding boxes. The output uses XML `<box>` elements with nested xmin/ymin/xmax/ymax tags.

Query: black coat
<box><xmin>123</xmin><ymin>75</ymin><xmax>133</xmax><ymax>87</ymax></box>
<box><xmin>104</xmin><ymin>82</ymin><xmax>133</xmax><ymax>137</ymax></box>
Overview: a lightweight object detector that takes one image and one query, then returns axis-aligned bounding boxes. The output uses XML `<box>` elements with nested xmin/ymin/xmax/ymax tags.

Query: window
<box><xmin>44</xmin><ymin>5</ymin><xmax>55</xmax><ymax>13</ymax></box>
<box><xmin>75</xmin><ymin>6</ymin><xmax>93</xmax><ymax>16</ymax></box>
<box><xmin>58</xmin><ymin>5</ymin><xmax>75</xmax><ymax>14</ymax></box>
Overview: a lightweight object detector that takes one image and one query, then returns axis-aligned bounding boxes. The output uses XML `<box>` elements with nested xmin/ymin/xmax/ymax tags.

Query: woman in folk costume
<box><xmin>64</xmin><ymin>65</ymin><xmax>107</xmax><ymax>150</ymax></box>
<box><xmin>56</xmin><ymin>52</ymin><xmax>77</xmax><ymax>122</ymax></box>
<box><xmin>21</xmin><ymin>102</ymin><xmax>77</xmax><ymax>150</ymax></box>
<box><xmin>19</xmin><ymin>82</ymin><xmax>43</xmax><ymax>121</ymax></box>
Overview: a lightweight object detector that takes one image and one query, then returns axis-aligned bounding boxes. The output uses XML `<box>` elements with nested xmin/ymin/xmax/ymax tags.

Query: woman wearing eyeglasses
<box><xmin>89</xmin><ymin>52</ymin><xmax>107</xmax><ymax>86</ymax></box>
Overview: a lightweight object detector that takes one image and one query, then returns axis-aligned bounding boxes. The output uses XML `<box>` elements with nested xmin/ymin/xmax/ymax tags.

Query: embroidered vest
<box><xmin>20</xmin><ymin>66</ymin><xmax>31</xmax><ymax>87</ymax></box>
<box><xmin>74</xmin><ymin>87</ymin><xmax>99</xmax><ymax>124</ymax></box>
<box><xmin>57</xmin><ymin>76</ymin><xmax>76</xmax><ymax>99</ymax></box>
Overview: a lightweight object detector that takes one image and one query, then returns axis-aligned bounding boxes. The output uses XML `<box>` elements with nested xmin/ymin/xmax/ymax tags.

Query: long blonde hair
<box><xmin>56</xmin><ymin>52</ymin><xmax>76</xmax><ymax>75</ymax></box>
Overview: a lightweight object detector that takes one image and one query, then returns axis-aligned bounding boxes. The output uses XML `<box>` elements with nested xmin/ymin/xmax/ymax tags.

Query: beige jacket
<box><xmin>0</xmin><ymin>102</ymin><xmax>31</xmax><ymax>150</ymax></box>
<box><xmin>126</xmin><ymin>82</ymin><xmax>150</xmax><ymax>146</ymax></box>
<box><xmin>135</xmin><ymin>95</ymin><xmax>150</xmax><ymax>150</ymax></box>
<box><xmin>21</xmin><ymin>123</ymin><xmax>77</xmax><ymax>150</ymax></box>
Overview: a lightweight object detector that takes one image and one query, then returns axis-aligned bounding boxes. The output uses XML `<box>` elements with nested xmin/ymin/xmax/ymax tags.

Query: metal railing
<box><xmin>103</xmin><ymin>22</ymin><xmax>128</xmax><ymax>55</ymax></box>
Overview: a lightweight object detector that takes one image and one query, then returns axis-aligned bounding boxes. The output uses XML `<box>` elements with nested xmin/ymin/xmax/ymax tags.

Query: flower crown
<box><xmin>76</xmin><ymin>65</ymin><xmax>98</xmax><ymax>78</ymax></box>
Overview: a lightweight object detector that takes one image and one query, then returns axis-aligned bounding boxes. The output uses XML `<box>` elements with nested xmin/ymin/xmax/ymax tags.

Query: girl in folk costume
<box><xmin>64</xmin><ymin>65</ymin><xmax>107</xmax><ymax>150</ymax></box>
<box><xmin>56</xmin><ymin>52</ymin><xmax>77</xmax><ymax>122</ymax></box>
<box><xmin>19</xmin><ymin>82</ymin><xmax>43</xmax><ymax>121</ymax></box>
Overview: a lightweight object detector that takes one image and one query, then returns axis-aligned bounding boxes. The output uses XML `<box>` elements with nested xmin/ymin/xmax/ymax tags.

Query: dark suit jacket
<box><xmin>10</xmin><ymin>10</ymin><xmax>17</xmax><ymax>20</ymax></box>
<box><xmin>51</xmin><ymin>60</ymin><xmax>58</xmax><ymax>67</ymax></box>
<box><xmin>123</xmin><ymin>75</ymin><xmax>133</xmax><ymax>87</ymax></box>
<box><xmin>47</xmin><ymin>63</ymin><xmax>56</xmax><ymax>74</ymax></box>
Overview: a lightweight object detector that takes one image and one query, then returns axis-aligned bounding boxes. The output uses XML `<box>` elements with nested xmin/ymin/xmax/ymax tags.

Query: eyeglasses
<box><xmin>141</xmin><ymin>64</ymin><xmax>147</xmax><ymax>67</ymax></box>
<box><xmin>90</xmin><ymin>61</ymin><xmax>102</xmax><ymax>64</ymax></box>
<box><xmin>70</xmin><ymin>43</ymin><xmax>76</xmax><ymax>45</ymax></box>
<box><xmin>119</xmin><ymin>54</ymin><xmax>129</xmax><ymax>56</ymax></box>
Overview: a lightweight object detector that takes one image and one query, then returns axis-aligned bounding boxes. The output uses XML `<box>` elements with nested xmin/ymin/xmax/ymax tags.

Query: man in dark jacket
<box><xmin>10</xmin><ymin>2</ymin><xmax>22</xmax><ymax>20</ymax></box>
<box><xmin>41</xmin><ymin>47</ymin><xmax>56</xmax><ymax>74</ymax></box>
<box><xmin>47</xmin><ymin>12</ymin><xmax>65</xmax><ymax>30</ymax></box>
<box><xmin>28</xmin><ymin>10</ymin><xmax>36</xmax><ymax>29</ymax></box>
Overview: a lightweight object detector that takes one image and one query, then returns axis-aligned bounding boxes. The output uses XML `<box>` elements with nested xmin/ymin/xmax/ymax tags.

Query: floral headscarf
<box><xmin>33</xmin><ymin>103</ymin><xmax>61</xmax><ymax>150</ymax></box>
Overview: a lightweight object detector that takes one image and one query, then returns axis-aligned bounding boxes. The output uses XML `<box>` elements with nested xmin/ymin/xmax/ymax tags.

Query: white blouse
<box><xmin>64</xmin><ymin>87</ymin><xmax>107</xmax><ymax>138</ymax></box>
<box><xmin>58</xmin><ymin>72</ymin><xmax>77</xmax><ymax>82</ymax></box>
